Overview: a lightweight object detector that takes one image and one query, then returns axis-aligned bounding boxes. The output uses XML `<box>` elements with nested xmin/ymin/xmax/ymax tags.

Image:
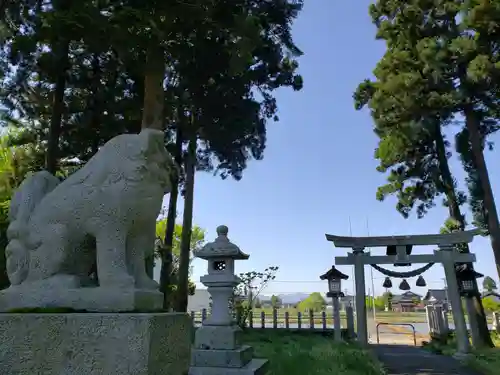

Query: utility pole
<box><xmin>349</xmin><ymin>217</ymin><xmax>356</xmax><ymax>316</ymax></box>
<box><xmin>367</xmin><ymin>218</ymin><xmax>376</xmax><ymax>321</ymax></box>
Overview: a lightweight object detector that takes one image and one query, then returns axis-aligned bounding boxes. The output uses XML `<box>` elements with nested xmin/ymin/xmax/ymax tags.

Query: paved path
<box><xmin>372</xmin><ymin>345</ymin><xmax>482</xmax><ymax>375</ymax></box>
<box><xmin>368</xmin><ymin>319</ymin><xmax>428</xmax><ymax>346</ymax></box>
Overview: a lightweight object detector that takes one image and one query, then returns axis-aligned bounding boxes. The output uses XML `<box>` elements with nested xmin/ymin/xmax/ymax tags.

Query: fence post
<box><xmin>260</xmin><ymin>311</ymin><xmax>265</xmax><ymax>329</ymax></box>
<box><xmin>202</xmin><ymin>308</ymin><xmax>207</xmax><ymax>322</ymax></box>
<box><xmin>309</xmin><ymin>310</ymin><xmax>314</xmax><ymax>329</ymax></box>
<box><xmin>285</xmin><ymin>311</ymin><xmax>290</xmax><ymax>329</ymax></box>
<box><xmin>322</xmin><ymin>311</ymin><xmax>327</xmax><ymax>330</ymax></box>
<box><xmin>297</xmin><ymin>312</ymin><xmax>302</xmax><ymax>329</ymax></box>
<box><xmin>273</xmin><ymin>308</ymin><xmax>278</xmax><ymax>329</ymax></box>
<box><xmin>248</xmin><ymin>309</ymin><xmax>253</xmax><ymax>329</ymax></box>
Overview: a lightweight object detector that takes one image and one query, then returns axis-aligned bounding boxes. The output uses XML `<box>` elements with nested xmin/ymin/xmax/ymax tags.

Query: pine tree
<box><xmin>355</xmin><ymin>0</ymin><xmax>494</xmax><ymax>347</ymax></box>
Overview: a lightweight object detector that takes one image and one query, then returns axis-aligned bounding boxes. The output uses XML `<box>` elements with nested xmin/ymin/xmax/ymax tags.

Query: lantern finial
<box><xmin>216</xmin><ymin>225</ymin><xmax>229</xmax><ymax>236</ymax></box>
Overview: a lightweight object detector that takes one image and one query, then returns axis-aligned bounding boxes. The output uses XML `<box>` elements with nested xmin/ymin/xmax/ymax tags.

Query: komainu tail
<box><xmin>6</xmin><ymin>171</ymin><xmax>60</xmax><ymax>284</ymax></box>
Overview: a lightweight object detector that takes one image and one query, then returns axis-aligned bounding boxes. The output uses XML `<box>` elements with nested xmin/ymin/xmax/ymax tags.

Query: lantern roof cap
<box><xmin>194</xmin><ymin>225</ymin><xmax>249</xmax><ymax>260</ymax></box>
<box><xmin>455</xmin><ymin>263</ymin><xmax>483</xmax><ymax>279</ymax></box>
<box><xmin>319</xmin><ymin>265</ymin><xmax>349</xmax><ymax>281</ymax></box>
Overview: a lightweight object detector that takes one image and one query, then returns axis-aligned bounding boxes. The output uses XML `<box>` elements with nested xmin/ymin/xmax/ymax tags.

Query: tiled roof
<box><xmin>423</xmin><ymin>289</ymin><xmax>447</xmax><ymax>302</ymax></box>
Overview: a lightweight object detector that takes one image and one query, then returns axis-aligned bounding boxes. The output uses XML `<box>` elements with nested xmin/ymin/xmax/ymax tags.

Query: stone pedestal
<box><xmin>0</xmin><ymin>284</ymin><xmax>163</xmax><ymax>312</ymax></box>
<box><xmin>0</xmin><ymin>312</ymin><xmax>192</xmax><ymax>375</ymax></box>
<box><xmin>190</xmin><ymin>325</ymin><xmax>267</xmax><ymax>375</ymax></box>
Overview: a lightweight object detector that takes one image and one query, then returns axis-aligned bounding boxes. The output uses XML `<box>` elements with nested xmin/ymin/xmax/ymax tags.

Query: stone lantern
<box><xmin>455</xmin><ymin>264</ymin><xmax>483</xmax><ymax>298</ymax></box>
<box><xmin>189</xmin><ymin>225</ymin><xmax>268</xmax><ymax>375</ymax></box>
<box><xmin>320</xmin><ymin>265</ymin><xmax>349</xmax><ymax>341</ymax></box>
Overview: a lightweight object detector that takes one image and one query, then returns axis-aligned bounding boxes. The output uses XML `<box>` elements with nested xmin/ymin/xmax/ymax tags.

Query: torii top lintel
<box><xmin>325</xmin><ymin>228</ymin><xmax>481</xmax><ymax>248</ymax></box>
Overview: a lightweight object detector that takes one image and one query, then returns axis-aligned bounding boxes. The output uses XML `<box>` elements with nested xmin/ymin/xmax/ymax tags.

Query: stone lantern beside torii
<box><xmin>320</xmin><ymin>265</ymin><xmax>349</xmax><ymax>342</ymax></box>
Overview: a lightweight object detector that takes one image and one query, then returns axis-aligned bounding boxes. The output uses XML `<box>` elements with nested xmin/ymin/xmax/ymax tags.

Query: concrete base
<box><xmin>0</xmin><ymin>312</ymin><xmax>192</xmax><ymax>375</ymax></box>
<box><xmin>191</xmin><ymin>345</ymin><xmax>254</xmax><ymax>368</ymax></box>
<box><xmin>194</xmin><ymin>324</ymin><xmax>242</xmax><ymax>350</ymax></box>
<box><xmin>0</xmin><ymin>284</ymin><xmax>163</xmax><ymax>312</ymax></box>
<box><xmin>189</xmin><ymin>358</ymin><xmax>268</xmax><ymax>375</ymax></box>
<box><xmin>190</xmin><ymin>323</ymin><xmax>267</xmax><ymax>375</ymax></box>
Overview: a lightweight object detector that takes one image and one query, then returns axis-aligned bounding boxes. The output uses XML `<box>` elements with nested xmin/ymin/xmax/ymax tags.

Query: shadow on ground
<box><xmin>372</xmin><ymin>344</ymin><xmax>482</xmax><ymax>375</ymax></box>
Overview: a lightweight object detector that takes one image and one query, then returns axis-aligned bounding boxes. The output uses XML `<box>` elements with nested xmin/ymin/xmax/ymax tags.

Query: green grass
<box><xmin>241</xmin><ymin>330</ymin><xmax>386</xmax><ymax>375</ymax></box>
<box><xmin>464</xmin><ymin>332</ymin><xmax>500</xmax><ymax>375</ymax></box>
<box><xmin>423</xmin><ymin>331</ymin><xmax>500</xmax><ymax>375</ymax></box>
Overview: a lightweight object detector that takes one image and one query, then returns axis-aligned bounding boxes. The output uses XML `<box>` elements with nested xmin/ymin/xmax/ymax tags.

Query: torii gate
<box><xmin>325</xmin><ymin>229</ymin><xmax>480</xmax><ymax>353</ymax></box>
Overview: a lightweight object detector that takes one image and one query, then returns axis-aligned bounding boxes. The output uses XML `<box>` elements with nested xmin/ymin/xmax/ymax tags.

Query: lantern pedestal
<box><xmin>327</xmin><ymin>292</ymin><xmax>342</xmax><ymax>341</ymax></box>
<box><xmin>189</xmin><ymin>226</ymin><xmax>268</xmax><ymax>375</ymax></box>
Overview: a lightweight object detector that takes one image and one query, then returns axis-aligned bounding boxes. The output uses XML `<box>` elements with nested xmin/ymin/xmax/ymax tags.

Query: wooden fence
<box><xmin>190</xmin><ymin>309</ymin><xmax>347</xmax><ymax>329</ymax></box>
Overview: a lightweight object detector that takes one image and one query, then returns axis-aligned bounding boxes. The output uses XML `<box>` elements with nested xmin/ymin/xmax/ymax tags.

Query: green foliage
<box><xmin>2</xmin><ymin>0</ymin><xmax>304</xmax><ymax>179</ymax></box>
<box><xmin>0</xmin><ymin>130</ymin><xmax>41</xmax><ymax>290</ymax></box>
<box><xmin>154</xmin><ymin>219</ymin><xmax>204</xmax><ymax>298</ymax></box>
<box><xmin>355</xmin><ymin>0</ymin><xmax>500</xmax><ymax>232</ymax></box>
<box><xmin>233</xmin><ymin>266</ymin><xmax>279</xmax><ymax>328</ymax></box>
<box><xmin>154</xmin><ymin>219</ymin><xmax>205</xmax><ymax>261</ymax></box>
<box><xmin>483</xmin><ymin>276</ymin><xmax>498</xmax><ymax>293</ymax></box>
<box><xmin>481</xmin><ymin>296</ymin><xmax>500</xmax><ymax>313</ymax></box>
<box><xmin>366</xmin><ymin>296</ymin><xmax>386</xmax><ymax>311</ymax></box>
<box><xmin>297</xmin><ymin>292</ymin><xmax>326</xmax><ymax>313</ymax></box>
<box><xmin>270</xmin><ymin>295</ymin><xmax>282</xmax><ymax>309</ymax></box>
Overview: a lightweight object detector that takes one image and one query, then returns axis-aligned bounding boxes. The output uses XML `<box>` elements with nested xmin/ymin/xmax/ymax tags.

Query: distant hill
<box><xmin>259</xmin><ymin>293</ymin><xmax>318</xmax><ymax>305</ymax></box>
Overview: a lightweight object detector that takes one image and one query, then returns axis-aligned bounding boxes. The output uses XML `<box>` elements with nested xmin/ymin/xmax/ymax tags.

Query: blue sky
<box><xmin>154</xmin><ymin>1</ymin><xmax>500</xmax><ymax>298</ymax></box>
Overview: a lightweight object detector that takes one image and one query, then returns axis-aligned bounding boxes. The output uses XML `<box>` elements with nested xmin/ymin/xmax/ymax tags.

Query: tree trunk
<box><xmin>465</xmin><ymin>109</ymin><xmax>500</xmax><ymax>280</ymax></box>
<box><xmin>434</xmin><ymin>123</ymin><xmax>493</xmax><ymax>348</ymax></box>
<box><xmin>89</xmin><ymin>53</ymin><xmax>101</xmax><ymax>155</ymax></box>
<box><xmin>141</xmin><ymin>44</ymin><xmax>165</xmax><ymax>130</ymax></box>
<box><xmin>160</xmin><ymin>126</ymin><xmax>183</xmax><ymax>310</ymax></box>
<box><xmin>175</xmin><ymin>133</ymin><xmax>196</xmax><ymax>312</ymax></box>
<box><xmin>46</xmin><ymin>38</ymin><xmax>69</xmax><ymax>174</ymax></box>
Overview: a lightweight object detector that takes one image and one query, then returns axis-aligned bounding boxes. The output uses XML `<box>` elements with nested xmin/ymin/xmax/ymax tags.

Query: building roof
<box><xmin>392</xmin><ymin>291</ymin><xmax>422</xmax><ymax>303</ymax></box>
<box><xmin>423</xmin><ymin>289</ymin><xmax>448</xmax><ymax>302</ymax></box>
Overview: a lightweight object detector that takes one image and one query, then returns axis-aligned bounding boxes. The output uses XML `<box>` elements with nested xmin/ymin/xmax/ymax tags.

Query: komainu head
<box><xmin>62</xmin><ymin>128</ymin><xmax>177</xmax><ymax>193</ymax></box>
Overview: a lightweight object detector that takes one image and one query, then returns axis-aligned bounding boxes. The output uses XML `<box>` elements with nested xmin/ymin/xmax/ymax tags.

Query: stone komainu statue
<box><xmin>5</xmin><ymin>128</ymin><xmax>177</xmax><ymax>290</ymax></box>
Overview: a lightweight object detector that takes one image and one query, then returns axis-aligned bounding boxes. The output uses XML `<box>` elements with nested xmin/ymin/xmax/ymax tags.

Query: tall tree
<box><xmin>170</xmin><ymin>0</ymin><xmax>304</xmax><ymax>312</ymax></box>
<box><xmin>455</xmin><ymin>1</ymin><xmax>500</xmax><ymax>278</ymax></box>
<box><xmin>354</xmin><ymin>0</ymin><xmax>494</xmax><ymax>347</ymax></box>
